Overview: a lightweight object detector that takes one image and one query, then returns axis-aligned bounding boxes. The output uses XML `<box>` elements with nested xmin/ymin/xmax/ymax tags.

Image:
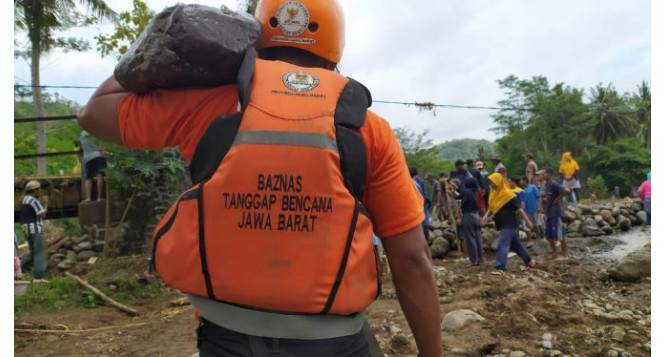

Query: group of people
<box><xmin>412</xmin><ymin>152</ymin><xmax>579</xmax><ymax>275</ymax></box>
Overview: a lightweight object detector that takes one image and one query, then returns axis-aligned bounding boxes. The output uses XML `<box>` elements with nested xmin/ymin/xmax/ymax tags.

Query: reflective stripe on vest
<box><xmin>152</xmin><ymin>56</ymin><xmax>380</xmax><ymax>316</ymax></box>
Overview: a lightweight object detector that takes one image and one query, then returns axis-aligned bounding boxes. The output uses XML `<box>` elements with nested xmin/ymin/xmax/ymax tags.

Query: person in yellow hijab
<box><xmin>559</xmin><ymin>152</ymin><xmax>581</xmax><ymax>205</ymax></box>
<box><xmin>482</xmin><ymin>173</ymin><xmax>535</xmax><ymax>275</ymax></box>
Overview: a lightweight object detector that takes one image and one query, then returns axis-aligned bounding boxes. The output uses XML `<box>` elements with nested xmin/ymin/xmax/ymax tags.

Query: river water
<box><xmin>593</xmin><ymin>226</ymin><xmax>651</xmax><ymax>260</ymax></box>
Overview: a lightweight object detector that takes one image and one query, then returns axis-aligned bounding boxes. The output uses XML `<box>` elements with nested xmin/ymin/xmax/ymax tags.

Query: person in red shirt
<box><xmin>77</xmin><ymin>1</ymin><xmax>442</xmax><ymax>356</ymax></box>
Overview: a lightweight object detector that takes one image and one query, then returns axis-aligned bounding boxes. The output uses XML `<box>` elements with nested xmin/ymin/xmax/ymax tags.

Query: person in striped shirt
<box><xmin>20</xmin><ymin>180</ymin><xmax>49</xmax><ymax>280</ymax></box>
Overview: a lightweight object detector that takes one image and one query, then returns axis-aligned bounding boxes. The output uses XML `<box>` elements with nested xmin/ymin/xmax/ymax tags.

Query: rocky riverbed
<box><xmin>367</xmin><ymin>203</ymin><xmax>651</xmax><ymax>357</ymax></box>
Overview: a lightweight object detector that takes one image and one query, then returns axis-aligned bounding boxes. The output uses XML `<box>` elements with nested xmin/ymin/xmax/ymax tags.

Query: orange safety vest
<box><xmin>151</xmin><ymin>49</ymin><xmax>381</xmax><ymax>316</ymax></box>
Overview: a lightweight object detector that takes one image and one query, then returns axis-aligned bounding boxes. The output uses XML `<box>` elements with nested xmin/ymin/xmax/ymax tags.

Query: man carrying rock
<box><xmin>77</xmin><ymin>1</ymin><xmax>443</xmax><ymax>355</ymax></box>
<box><xmin>538</xmin><ymin>168</ymin><xmax>571</xmax><ymax>260</ymax></box>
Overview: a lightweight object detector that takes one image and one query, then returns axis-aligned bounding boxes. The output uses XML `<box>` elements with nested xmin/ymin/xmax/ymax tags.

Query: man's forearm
<box><xmin>77</xmin><ymin>76</ymin><xmax>128</xmax><ymax>144</ymax></box>
<box><xmin>383</xmin><ymin>227</ymin><xmax>442</xmax><ymax>357</ymax></box>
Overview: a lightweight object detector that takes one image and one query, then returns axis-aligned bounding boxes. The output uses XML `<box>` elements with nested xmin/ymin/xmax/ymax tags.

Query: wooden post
<box><xmin>103</xmin><ymin>181</ymin><xmax>112</xmax><ymax>258</ymax></box>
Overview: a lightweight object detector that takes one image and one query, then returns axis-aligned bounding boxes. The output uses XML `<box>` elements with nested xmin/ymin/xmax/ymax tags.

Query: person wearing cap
<box><xmin>538</xmin><ymin>168</ymin><xmax>571</xmax><ymax>260</ymax></box>
<box><xmin>77</xmin><ymin>0</ymin><xmax>443</xmax><ymax>355</ymax></box>
<box><xmin>490</xmin><ymin>156</ymin><xmax>507</xmax><ymax>177</ymax></box>
<box><xmin>19</xmin><ymin>180</ymin><xmax>49</xmax><ymax>280</ymax></box>
<box><xmin>523</xmin><ymin>152</ymin><xmax>538</xmax><ymax>186</ymax></box>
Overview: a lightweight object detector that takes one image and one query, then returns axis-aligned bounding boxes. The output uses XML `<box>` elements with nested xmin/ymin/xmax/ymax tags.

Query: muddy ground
<box><xmin>14</xmin><ymin>229</ymin><xmax>651</xmax><ymax>357</ymax></box>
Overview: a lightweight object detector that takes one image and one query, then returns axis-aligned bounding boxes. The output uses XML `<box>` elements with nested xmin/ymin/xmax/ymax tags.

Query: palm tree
<box><xmin>588</xmin><ymin>83</ymin><xmax>637</xmax><ymax>145</ymax></box>
<box><xmin>15</xmin><ymin>0</ymin><xmax>116</xmax><ymax>174</ymax></box>
<box><xmin>631</xmin><ymin>81</ymin><xmax>651</xmax><ymax>149</ymax></box>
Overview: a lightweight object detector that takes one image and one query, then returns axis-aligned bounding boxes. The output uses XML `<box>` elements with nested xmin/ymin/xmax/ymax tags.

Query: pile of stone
<box><xmin>427</xmin><ymin>198</ymin><xmax>648</xmax><ymax>258</ymax></box>
<box><xmin>562</xmin><ymin>198</ymin><xmax>647</xmax><ymax>237</ymax></box>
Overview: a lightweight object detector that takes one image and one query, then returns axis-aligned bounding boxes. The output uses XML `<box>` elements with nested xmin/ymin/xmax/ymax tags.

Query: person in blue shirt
<box><xmin>410</xmin><ymin>167</ymin><xmax>431</xmax><ymax>244</ymax></box>
<box><xmin>520</xmin><ymin>176</ymin><xmax>543</xmax><ymax>241</ymax></box>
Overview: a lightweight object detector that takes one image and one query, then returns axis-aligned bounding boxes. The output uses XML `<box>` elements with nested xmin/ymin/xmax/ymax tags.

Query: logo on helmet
<box><xmin>282</xmin><ymin>71</ymin><xmax>320</xmax><ymax>93</ymax></box>
<box><xmin>276</xmin><ymin>1</ymin><xmax>310</xmax><ymax>37</ymax></box>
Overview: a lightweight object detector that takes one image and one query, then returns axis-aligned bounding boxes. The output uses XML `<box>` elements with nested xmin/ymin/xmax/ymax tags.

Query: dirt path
<box><xmin>15</xmin><ymin>235</ymin><xmax>650</xmax><ymax>357</ymax></box>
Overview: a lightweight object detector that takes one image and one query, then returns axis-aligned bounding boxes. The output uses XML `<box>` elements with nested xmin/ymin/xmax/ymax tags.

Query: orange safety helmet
<box><xmin>255</xmin><ymin>0</ymin><xmax>345</xmax><ymax>64</ymax></box>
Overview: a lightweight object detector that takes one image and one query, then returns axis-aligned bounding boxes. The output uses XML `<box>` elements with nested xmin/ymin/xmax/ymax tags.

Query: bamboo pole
<box><xmin>64</xmin><ymin>272</ymin><xmax>139</xmax><ymax>316</ymax></box>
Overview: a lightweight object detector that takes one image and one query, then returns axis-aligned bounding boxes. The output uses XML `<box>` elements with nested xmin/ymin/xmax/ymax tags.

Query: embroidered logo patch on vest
<box><xmin>276</xmin><ymin>2</ymin><xmax>309</xmax><ymax>37</ymax></box>
<box><xmin>282</xmin><ymin>71</ymin><xmax>320</xmax><ymax>93</ymax></box>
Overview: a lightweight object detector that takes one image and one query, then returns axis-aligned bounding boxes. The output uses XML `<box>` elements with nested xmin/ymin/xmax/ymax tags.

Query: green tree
<box><xmin>586</xmin><ymin>138</ymin><xmax>650</xmax><ymax>194</ymax></box>
<box><xmin>14</xmin><ymin>0</ymin><xmax>117</xmax><ymax>175</ymax></box>
<box><xmin>588</xmin><ymin>83</ymin><xmax>636</xmax><ymax>145</ymax></box>
<box><xmin>239</xmin><ymin>0</ymin><xmax>260</xmax><ymax>14</ymax></box>
<box><xmin>394</xmin><ymin>127</ymin><xmax>451</xmax><ymax>179</ymax></box>
<box><xmin>630</xmin><ymin>81</ymin><xmax>651</xmax><ymax>149</ymax></box>
<box><xmin>95</xmin><ymin>0</ymin><xmax>154</xmax><ymax>59</ymax></box>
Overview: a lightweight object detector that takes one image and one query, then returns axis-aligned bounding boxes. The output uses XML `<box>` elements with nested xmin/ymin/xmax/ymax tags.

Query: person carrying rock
<box><xmin>19</xmin><ymin>180</ymin><xmax>49</xmax><ymax>281</ymax></box>
<box><xmin>482</xmin><ymin>173</ymin><xmax>535</xmax><ymax>276</ymax></box>
<box><xmin>538</xmin><ymin>168</ymin><xmax>571</xmax><ymax>260</ymax></box>
<box><xmin>77</xmin><ymin>1</ymin><xmax>443</xmax><ymax>356</ymax></box>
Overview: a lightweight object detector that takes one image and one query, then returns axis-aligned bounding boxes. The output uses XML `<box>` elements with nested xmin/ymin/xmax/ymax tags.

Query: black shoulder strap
<box><xmin>190</xmin><ymin>56</ymin><xmax>372</xmax><ymax>203</ymax></box>
<box><xmin>189</xmin><ymin>50</ymin><xmax>256</xmax><ymax>184</ymax></box>
<box><xmin>334</xmin><ymin>78</ymin><xmax>371</xmax><ymax>201</ymax></box>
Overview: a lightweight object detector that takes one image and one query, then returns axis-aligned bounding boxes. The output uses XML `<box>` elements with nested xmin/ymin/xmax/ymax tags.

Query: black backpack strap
<box><xmin>334</xmin><ymin>78</ymin><xmax>372</xmax><ymax>201</ymax></box>
<box><xmin>189</xmin><ymin>50</ymin><xmax>257</xmax><ymax>184</ymax></box>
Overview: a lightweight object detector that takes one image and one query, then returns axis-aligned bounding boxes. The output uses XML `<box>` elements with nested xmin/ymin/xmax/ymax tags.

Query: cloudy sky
<box><xmin>13</xmin><ymin>0</ymin><xmax>651</xmax><ymax>144</ymax></box>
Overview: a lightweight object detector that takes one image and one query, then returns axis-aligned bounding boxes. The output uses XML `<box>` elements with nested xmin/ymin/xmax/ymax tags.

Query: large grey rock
<box><xmin>77</xmin><ymin>250</ymin><xmax>96</xmax><ymax>261</ymax></box>
<box><xmin>568</xmin><ymin>220</ymin><xmax>582</xmax><ymax>233</ymax></box>
<box><xmin>57</xmin><ymin>259</ymin><xmax>74</xmax><ymax>270</ymax></box>
<box><xmin>443</xmin><ymin>231</ymin><xmax>457</xmax><ymax>242</ymax></box>
<box><xmin>432</xmin><ymin>229</ymin><xmax>443</xmax><ymax>238</ymax></box>
<box><xmin>578</xmin><ymin>204</ymin><xmax>592</xmax><ymax>214</ymax></box>
<box><xmin>73</xmin><ymin>242</ymin><xmax>93</xmax><ymax>252</ymax></box>
<box><xmin>429</xmin><ymin>220</ymin><xmax>442</xmax><ymax>229</ymax></box>
<box><xmin>611</xmin><ymin>207</ymin><xmax>621</xmax><ymax>217</ymax></box>
<box><xmin>66</xmin><ymin>250</ymin><xmax>77</xmax><ymax>262</ymax></box>
<box><xmin>601</xmin><ymin>226</ymin><xmax>614</xmax><ymax>235</ymax></box>
<box><xmin>636</xmin><ymin>211</ymin><xmax>647</xmax><ymax>224</ymax></box>
<box><xmin>72</xmin><ymin>234</ymin><xmax>91</xmax><ymax>244</ymax></box>
<box><xmin>441</xmin><ymin>309</ymin><xmax>485</xmax><ymax>331</ymax></box>
<box><xmin>583</xmin><ymin>225</ymin><xmax>604</xmax><ymax>237</ymax></box>
<box><xmin>563</xmin><ymin>210</ymin><xmax>577</xmax><ymax>222</ymax></box>
<box><xmin>617</xmin><ymin>216</ymin><xmax>631</xmax><ymax>231</ymax></box>
<box><xmin>629</xmin><ymin>215</ymin><xmax>639</xmax><ymax>225</ymax></box>
<box><xmin>115</xmin><ymin>4</ymin><xmax>262</xmax><ymax>94</ymax></box>
<box><xmin>594</xmin><ymin>215</ymin><xmax>605</xmax><ymax>224</ymax></box>
<box><xmin>600</xmin><ymin>209</ymin><xmax>613</xmax><ymax>222</ymax></box>
<box><xmin>430</xmin><ymin>237</ymin><xmax>450</xmax><ymax>258</ymax></box>
<box><xmin>609</xmin><ymin>246</ymin><xmax>651</xmax><ymax>282</ymax></box>
<box><xmin>631</xmin><ymin>202</ymin><xmax>643</xmax><ymax>212</ymax></box>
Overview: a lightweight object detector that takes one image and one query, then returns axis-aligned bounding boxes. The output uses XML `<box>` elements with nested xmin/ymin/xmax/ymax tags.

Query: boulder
<box><xmin>636</xmin><ymin>211</ymin><xmax>647</xmax><ymax>224</ymax></box>
<box><xmin>594</xmin><ymin>215</ymin><xmax>605</xmax><ymax>224</ymax></box>
<box><xmin>563</xmin><ymin>210</ymin><xmax>577</xmax><ymax>222</ymax></box>
<box><xmin>611</xmin><ymin>207</ymin><xmax>621</xmax><ymax>217</ymax></box>
<box><xmin>73</xmin><ymin>241</ymin><xmax>93</xmax><ymax>252</ymax></box>
<box><xmin>432</xmin><ymin>229</ymin><xmax>443</xmax><ymax>238</ymax></box>
<box><xmin>629</xmin><ymin>215</ymin><xmax>639</xmax><ymax>225</ymax></box>
<box><xmin>77</xmin><ymin>250</ymin><xmax>96</xmax><ymax>261</ymax></box>
<box><xmin>441</xmin><ymin>309</ymin><xmax>485</xmax><ymax>331</ymax></box>
<box><xmin>57</xmin><ymin>259</ymin><xmax>74</xmax><ymax>270</ymax></box>
<box><xmin>430</xmin><ymin>220</ymin><xmax>442</xmax><ymax>229</ymax></box>
<box><xmin>518</xmin><ymin>231</ymin><xmax>527</xmax><ymax>240</ymax></box>
<box><xmin>72</xmin><ymin>234</ymin><xmax>91</xmax><ymax>244</ymax></box>
<box><xmin>66</xmin><ymin>250</ymin><xmax>77</xmax><ymax>262</ymax></box>
<box><xmin>609</xmin><ymin>216</ymin><xmax>617</xmax><ymax>226</ymax></box>
<box><xmin>631</xmin><ymin>202</ymin><xmax>643</xmax><ymax>212</ymax></box>
<box><xmin>568</xmin><ymin>220</ymin><xmax>582</xmax><ymax>233</ymax></box>
<box><xmin>583</xmin><ymin>225</ymin><xmax>604</xmax><ymax>237</ymax></box>
<box><xmin>600</xmin><ymin>209</ymin><xmax>613</xmax><ymax>222</ymax></box>
<box><xmin>442</xmin><ymin>231</ymin><xmax>457</xmax><ymax>242</ymax></box>
<box><xmin>430</xmin><ymin>238</ymin><xmax>450</xmax><ymax>259</ymax></box>
<box><xmin>620</xmin><ymin>209</ymin><xmax>630</xmax><ymax>217</ymax></box>
<box><xmin>617</xmin><ymin>216</ymin><xmax>631</xmax><ymax>231</ymax></box>
<box><xmin>609</xmin><ymin>246</ymin><xmax>651</xmax><ymax>282</ymax></box>
<box><xmin>601</xmin><ymin>226</ymin><xmax>614</xmax><ymax>235</ymax></box>
<box><xmin>578</xmin><ymin>204</ymin><xmax>592</xmax><ymax>214</ymax></box>
<box><xmin>114</xmin><ymin>4</ymin><xmax>262</xmax><ymax>94</ymax></box>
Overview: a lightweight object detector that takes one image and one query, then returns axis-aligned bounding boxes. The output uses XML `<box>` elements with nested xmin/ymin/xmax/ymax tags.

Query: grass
<box><xmin>14</xmin><ymin>255</ymin><xmax>164</xmax><ymax>316</ymax></box>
